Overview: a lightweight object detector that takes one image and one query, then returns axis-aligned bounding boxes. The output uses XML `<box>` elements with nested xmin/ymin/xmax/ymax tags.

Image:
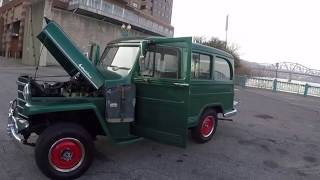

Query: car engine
<box><xmin>29</xmin><ymin>73</ymin><xmax>104</xmax><ymax>97</ymax></box>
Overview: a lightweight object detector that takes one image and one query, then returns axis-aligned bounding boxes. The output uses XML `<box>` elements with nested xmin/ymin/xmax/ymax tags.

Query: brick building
<box><xmin>0</xmin><ymin>0</ymin><xmax>29</xmax><ymax>58</ymax></box>
<box><xmin>141</xmin><ymin>0</ymin><xmax>173</xmax><ymax>24</ymax></box>
<box><xmin>0</xmin><ymin>0</ymin><xmax>174</xmax><ymax>65</ymax></box>
<box><xmin>121</xmin><ymin>0</ymin><xmax>174</xmax><ymax>24</ymax></box>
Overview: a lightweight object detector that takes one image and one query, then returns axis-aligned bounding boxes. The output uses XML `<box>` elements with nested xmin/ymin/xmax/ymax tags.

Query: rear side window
<box><xmin>140</xmin><ymin>46</ymin><xmax>181</xmax><ymax>79</ymax></box>
<box><xmin>214</xmin><ymin>57</ymin><xmax>231</xmax><ymax>80</ymax></box>
<box><xmin>191</xmin><ymin>53</ymin><xmax>212</xmax><ymax>80</ymax></box>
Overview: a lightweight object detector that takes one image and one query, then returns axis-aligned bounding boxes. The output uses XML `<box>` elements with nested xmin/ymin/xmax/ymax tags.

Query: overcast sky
<box><xmin>171</xmin><ymin>0</ymin><xmax>320</xmax><ymax>70</ymax></box>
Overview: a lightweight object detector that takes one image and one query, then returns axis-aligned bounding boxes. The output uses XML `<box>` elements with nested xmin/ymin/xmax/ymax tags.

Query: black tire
<box><xmin>35</xmin><ymin>123</ymin><xmax>94</xmax><ymax>180</ymax></box>
<box><xmin>191</xmin><ymin>109</ymin><xmax>218</xmax><ymax>143</ymax></box>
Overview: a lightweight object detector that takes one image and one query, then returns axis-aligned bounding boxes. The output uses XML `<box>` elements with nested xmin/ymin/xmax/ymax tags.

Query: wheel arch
<box><xmin>200</xmin><ymin>103</ymin><xmax>224</xmax><ymax>116</ymax></box>
<box><xmin>188</xmin><ymin>103</ymin><xmax>223</xmax><ymax>129</ymax></box>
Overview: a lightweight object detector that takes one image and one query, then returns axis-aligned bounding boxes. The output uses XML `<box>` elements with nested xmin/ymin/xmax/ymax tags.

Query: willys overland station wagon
<box><xmin>7</xmin><ymin>18</ymin><xmax>237</xmax><ymax>179</ymax></box>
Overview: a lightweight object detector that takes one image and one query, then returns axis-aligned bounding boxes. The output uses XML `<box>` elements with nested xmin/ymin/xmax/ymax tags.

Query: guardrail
<box><xmin>235</xmin><ymin>76</ymin><xmax>320</xmax><ymax>97</ymax></box>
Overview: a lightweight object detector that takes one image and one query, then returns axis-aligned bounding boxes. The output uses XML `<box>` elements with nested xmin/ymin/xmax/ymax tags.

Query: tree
<box><xmin>193</xmin><ymin>36</ymin><xmax>250</xmax><ymax>75</ymax></box>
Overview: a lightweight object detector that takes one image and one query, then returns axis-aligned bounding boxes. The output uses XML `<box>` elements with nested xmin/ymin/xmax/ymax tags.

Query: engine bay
<box><xmin>30</xmin><ymin>73</ymin><xmax>104</xmax><ymax>97</ymax></box>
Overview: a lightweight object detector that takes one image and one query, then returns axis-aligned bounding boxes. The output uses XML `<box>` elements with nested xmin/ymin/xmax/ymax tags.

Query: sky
<box><xmin>171</xmin><ymin>0</ymin><xmax>320</xmax><ymax>70</ymax></box>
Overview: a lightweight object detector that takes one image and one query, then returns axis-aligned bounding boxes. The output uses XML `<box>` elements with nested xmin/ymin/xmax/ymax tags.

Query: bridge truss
<box><xmin>249</xmin><ymin>62</ymin><xmax>320</xmax><ymax>83</ymax></box>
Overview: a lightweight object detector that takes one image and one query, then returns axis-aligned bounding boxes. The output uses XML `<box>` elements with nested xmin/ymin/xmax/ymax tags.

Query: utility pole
<box><xmin>225</xmin><ymin>15</ymin><xmax>229</xmax><ymax>48</ymax></box>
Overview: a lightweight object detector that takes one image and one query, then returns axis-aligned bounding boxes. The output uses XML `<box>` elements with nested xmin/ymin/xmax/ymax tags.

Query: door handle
<box><xmin>143</xmin><ymin>78</ymin><xmax>151</xmax><ymax>83</ymax></box>
<box><xmin>173</xmin><ymin>83</ymin><xmax>189</xmax><ymax>87</ymax></box>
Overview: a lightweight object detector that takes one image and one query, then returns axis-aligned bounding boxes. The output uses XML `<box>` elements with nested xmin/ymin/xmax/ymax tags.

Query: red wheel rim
<box><xmin>49</xmin><ymin>138</ymin><xmax>85</xmax><ymax>172</ymax></box>
<box><xmin>201</xmin><ymin>116</ymin><xmax>215</xmax><ymax>137</ymax></box>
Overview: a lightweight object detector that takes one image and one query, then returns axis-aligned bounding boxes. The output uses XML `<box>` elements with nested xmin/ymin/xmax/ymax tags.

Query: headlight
<box><xmin>23</xmin><ymin>83</ymin><xmax>31</xmax><ymax>102</ymax></box>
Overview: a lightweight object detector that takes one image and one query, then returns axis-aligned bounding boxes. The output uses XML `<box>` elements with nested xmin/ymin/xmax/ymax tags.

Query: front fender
<box><xmin>24</xmin><ymin>99</ymin><xmax>110</xmax><ymax>136</ymax></box>
<box><xmin>25</xmin><ymin>102</ymin><xmax>100</xmax><ymax>116</ymax></box>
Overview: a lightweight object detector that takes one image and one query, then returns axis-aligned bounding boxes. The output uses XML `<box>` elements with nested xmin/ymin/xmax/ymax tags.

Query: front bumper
<box><xmin>7</xmin><ymin>99</ymin><xmax>29</xmax><ymax>143</ymax></box>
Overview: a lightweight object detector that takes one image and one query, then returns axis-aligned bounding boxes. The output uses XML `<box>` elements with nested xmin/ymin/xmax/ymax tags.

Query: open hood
<box><xmin>37</xmin><ymin>19</ymin><xmax>104</xmax><ymax>89</ymax></box>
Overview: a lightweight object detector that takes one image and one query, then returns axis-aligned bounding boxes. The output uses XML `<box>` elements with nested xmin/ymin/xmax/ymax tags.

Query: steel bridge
<box><xmin>249</xmin><ymin>62</ymin><xmax>320</xmax><ymax>83</ymax></box>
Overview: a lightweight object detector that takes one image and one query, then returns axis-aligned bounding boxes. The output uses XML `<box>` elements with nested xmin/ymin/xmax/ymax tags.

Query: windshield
<box><xmin>99</xmin><ymin>46</ymin><xmax>139</xmax><ymax>71</ymax></box>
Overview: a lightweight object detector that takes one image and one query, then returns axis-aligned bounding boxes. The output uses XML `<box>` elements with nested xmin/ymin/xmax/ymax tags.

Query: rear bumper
<box><xmin>223</xmin><ymin>109</ymin><xmax>237</xmax><ymax>117</ymax></box>
<box><xmin>7</xmin><ymin>99</ymin><xmax>29</xmax><ymax>143</ymax></box>
<box><xmin>223</xmin><ymin>101</ymin><xmax>239</xmax><ymax>118</ymax></box>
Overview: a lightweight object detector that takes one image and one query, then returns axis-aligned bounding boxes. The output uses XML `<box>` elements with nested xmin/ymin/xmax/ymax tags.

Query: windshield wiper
<box><xmin>107</xmin><ymin>65</ymin><xmax>130</xmax><ymax>71</ymax></box>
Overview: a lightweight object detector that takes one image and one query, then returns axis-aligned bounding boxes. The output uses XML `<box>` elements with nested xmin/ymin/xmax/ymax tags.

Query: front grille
<box><xmin>16</xmin><ymin>76</ymin><xmax>29</xmax><ymax>119</ymax></box>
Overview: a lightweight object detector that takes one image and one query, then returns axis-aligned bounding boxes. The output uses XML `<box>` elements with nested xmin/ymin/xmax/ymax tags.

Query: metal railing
<box><xmin>68</xmin><ymin>0</ymin><xmax>174</xmax><ymax>37</ymax></box>
<box><xmin>236</xmin><ymin>76</ymin><xmax>320</xmax><ymax>97</ymax></box>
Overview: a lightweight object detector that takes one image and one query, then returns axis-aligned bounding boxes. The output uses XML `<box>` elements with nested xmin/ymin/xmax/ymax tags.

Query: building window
<box><xmin>12</xmin><ymin>21</ymin><xmax>20</xmax><ymax>36</ymax></box>
<box><xmin>191</xmin><ymin>53</ymin><xmax>212</xmax><ymax>80</ymax></box>
<box><xmin>140</xmin><ymin>45</ymin><xmax>181</xmax><ymax>79</ymax></box>
<box><xmin>214</xmin><ymin>57</ymin><xmax>231</xmax><ymax>80</ymax></box>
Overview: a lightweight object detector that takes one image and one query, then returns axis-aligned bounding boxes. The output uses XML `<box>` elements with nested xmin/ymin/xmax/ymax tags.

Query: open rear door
<box><xmin>132</xmin><ymin>37</ymin><xmax>192</xmax><ymax>147</ymax></box>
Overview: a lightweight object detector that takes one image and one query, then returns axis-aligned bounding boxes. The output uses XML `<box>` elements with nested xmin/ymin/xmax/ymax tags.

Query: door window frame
<box><xmin>213</xmin><ymin>56</ymin><xmax>234</xmax><ymax>81</ymax></box>
<box><xmin>191</xmin><ymin>51</ymin><xmax>214</xmax><ymax>80</ymax></box>
<box><xmin>138</xmin><ymin>44</ymin><xmax>187</xmax><ymax>81</ymax></box>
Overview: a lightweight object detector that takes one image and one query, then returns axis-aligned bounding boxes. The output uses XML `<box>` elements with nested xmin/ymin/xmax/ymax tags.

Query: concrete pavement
<box><xmin>0</xmin><ymin>61</ymin><xmax>320</xmax><ymax>180</ymax></box>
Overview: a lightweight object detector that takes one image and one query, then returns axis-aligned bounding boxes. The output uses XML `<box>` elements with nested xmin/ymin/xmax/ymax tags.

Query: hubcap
<box><xmin>49</xmin><ymin>138</ymin><xmax>85</xmax><ymax>172</ymax></box>
<box><xmin>201</xmin><ymin>116</ymin><xmax>215</xmax><ymax>137</ymax></box>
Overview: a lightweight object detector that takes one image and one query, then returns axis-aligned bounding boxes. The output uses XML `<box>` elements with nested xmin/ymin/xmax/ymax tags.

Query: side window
<box><xmin>191</xmin><ymin>53</ymin><xmax>212</xmax><ymax>79</ymax></box>
<box><xmin>214</xmin><ymin>57</ymin><xmax>231</xmax><ymax>80</ymax></box>
<box><xmin>140</xmin><ymin>46</ymin><xmax>181</xmax><ymax>79</ymax></box>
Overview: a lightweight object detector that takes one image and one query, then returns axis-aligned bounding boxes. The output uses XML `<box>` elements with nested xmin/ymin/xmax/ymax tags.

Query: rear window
<box><xmin>214</xmin><ymin>57</ymin><xmax>231</xmax><ymax>80</ymax></box>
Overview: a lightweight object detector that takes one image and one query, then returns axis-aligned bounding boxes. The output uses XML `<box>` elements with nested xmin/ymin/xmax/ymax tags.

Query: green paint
<box><xmin>37</xmin><ymin>20</ymin><xmax>105</xmax><ymax>89</ymax></box>
<box><xmin>17</xmin><ymin>20</ymin><xmax>235</xmax><ymax>147</ymax></box>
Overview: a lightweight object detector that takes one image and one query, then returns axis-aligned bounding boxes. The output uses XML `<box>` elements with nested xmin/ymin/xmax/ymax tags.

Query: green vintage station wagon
<box><xmin>7</xmin><ymin>19</ymin><xmax>237</xmax><ymax>179</ymax></box>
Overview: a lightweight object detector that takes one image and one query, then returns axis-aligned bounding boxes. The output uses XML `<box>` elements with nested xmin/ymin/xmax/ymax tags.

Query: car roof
<box><xmin>192</xmin><ymin>43</ymin><xmax>233</xmax><ymax>59</ymax></box>
<box><xmin>108</xmin><ymin>37</ymin><xmax>234</xmax><ymax>60</ymax></box>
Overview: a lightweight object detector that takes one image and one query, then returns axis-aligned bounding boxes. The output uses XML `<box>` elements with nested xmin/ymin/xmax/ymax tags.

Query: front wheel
<box><xmin>191</xmin><ymin>109</ymin><xmax>218</xmax><ymax>143</ymax></box>
<box><xmin>35</xmin><ymin>123</ymin><xmax>94</xmax><ymax>180</ymax></box>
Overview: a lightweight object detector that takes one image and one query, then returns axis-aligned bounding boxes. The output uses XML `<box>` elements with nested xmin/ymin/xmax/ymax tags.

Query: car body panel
<box><xmin>25</xmin><ymin>97</ymin><xmax>110</xmax><ymax>134</ymax></box>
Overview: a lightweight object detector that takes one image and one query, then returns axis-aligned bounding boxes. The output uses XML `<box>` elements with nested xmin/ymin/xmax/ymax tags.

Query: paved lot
<box><xmin>1</xmin><ymin>61</ymin><xmax>320</xmax><ymax>180</ymax></box>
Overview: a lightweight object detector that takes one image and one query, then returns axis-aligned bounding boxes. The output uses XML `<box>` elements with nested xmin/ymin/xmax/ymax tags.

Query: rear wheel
<box><xmin>35</xmin><ymin>123</ymin><xmax>94</xmax><ymax>180</ymax></box>
<box><xmin>191</xmin><ymin>109</ymin><xmax>218</xmax><ymax>143</ymax></box>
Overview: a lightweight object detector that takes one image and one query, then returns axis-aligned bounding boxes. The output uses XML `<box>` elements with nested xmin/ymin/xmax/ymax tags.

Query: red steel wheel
<box><xmin>35</xmin><ymin>123</ymin><xmax>94</xmax><ymax>180</ymax></box>
<box><xmin>49</xmin><ymin>138</ymin><xmax>85</xmax><ymax>172</ymax></box>
<box><xmin>191</xmin><ymin>109</ymin><xmax>218</xmax><ymax>143</ymax></box>
<box><xmin>200</xmin><ymin>116</ymin><xmax>215</xmax><ymax>138</ymax></box>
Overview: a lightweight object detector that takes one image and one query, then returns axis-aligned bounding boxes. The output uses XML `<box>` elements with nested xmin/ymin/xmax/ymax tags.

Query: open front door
<box><xmin>132</xmin><ymin>37</ymin><xmax>192</xmax><ymax>147</ymax></box>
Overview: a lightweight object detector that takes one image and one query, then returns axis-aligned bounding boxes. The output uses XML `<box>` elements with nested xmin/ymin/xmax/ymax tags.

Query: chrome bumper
<box><xmin>223</xmin><ymin>109</ymin><xmax>237</xmax><ymax>117</ymax></box>
<box><xmin>223</xmin><ymin>101</ymin><xmax>239</xmax><ymax>118</ymax></box>
<box><xmin>7</xmin><ymin>99</ymin><xmax>29</xmax><ymax>143</ymax></box>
